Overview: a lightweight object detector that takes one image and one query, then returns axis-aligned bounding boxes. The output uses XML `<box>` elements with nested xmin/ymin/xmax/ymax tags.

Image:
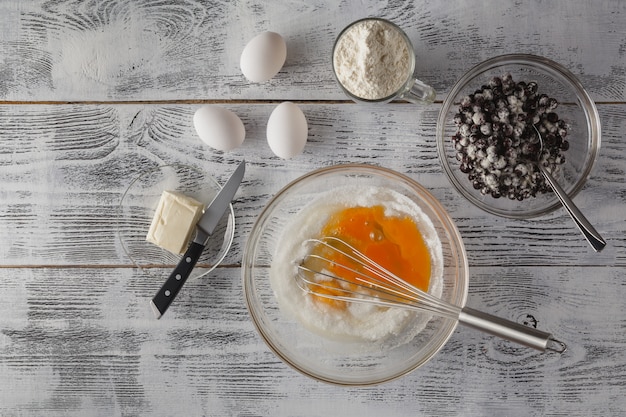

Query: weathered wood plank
<box><xmin>0</xmin><ymin>103</ymin><xmax>623</xmax><ymax>267</ymax></box>
<box><xmin>0</xmin><ymin>0</ymin><xmax>624</xmax><ymax>102</ymax></box>
<box><xmin>0</xmin><ymin>266</ymin><xmax>624</xmax><ymax>416</ymax></box>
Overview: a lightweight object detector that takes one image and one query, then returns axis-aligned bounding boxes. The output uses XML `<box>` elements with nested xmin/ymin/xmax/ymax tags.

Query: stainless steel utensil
<box><xmin>531</xmin><ymin>125</ymin><xmax>606</xmax><ymax>252</ymax></box>
<box><xmin>150</xmin><ymin>160</ymin><xmax>245</xmax><ymax>318</ymax></box>
<box><xmin>296</xmin><ymin>236</ymin><xmax>566</xmax><ymax>353</ymax></box>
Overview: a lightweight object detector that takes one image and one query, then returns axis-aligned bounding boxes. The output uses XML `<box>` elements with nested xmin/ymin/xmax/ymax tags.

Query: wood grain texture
<box><xmin>1</xmin><ymin>101</ymin><xmax>624</xmax><ymax>415</ymax></box>
<box><xmin>1</xmin><ymin>266</ymin><xmax>625</xmax><ymax>416</ymax></box>
<box><xmin>0</xmin><ymin>103</ymin><xmax>623</xmax><ymax>268</ymax></box>
<box><xmin>1</xmin><ymin>0</ymin><xmax>625</xmax><ymax>416</ymax></box>
<box><xmin>0</xmin><ymin>0</ymin><xmax>624</xmax><ymax>101</ymax></box>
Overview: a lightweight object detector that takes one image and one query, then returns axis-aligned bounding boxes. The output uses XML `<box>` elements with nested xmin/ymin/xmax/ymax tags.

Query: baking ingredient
<box><xmin>302</xmin><ymin>205</ymin><xmax>431</xmax><ymax>310</ymax></box>
<box><xmin>333</xmin><ymin>19</ymin><xmax>411</xmax><ymax>100</ymax></box>
<box><xmin>146</xmin><ymin>190</ymin><xmax>205</xmax><ymax>255</ymax></box>
<box><xmin>240</xmin><ymin>31</ymin><xmax>287</xmax><ymax>83</ymax></box>
<box><xmin>266</xmin><ymin>102</ymin><xmax>308</xmax><ymax>159</ymax></box>
<box><xmin>270</xmin><ymin>186</ymin><xmax>443</xmax><ymax>348</ymax></box>
<box><xmin>193</xmin><ymin>105</ymin><xmax>246</xmax><ymax>152</ymax></box>
<box><xmin>452</xmin><ymin>73</ymin><xmax>569</xmax><ymax>200</ymax></box>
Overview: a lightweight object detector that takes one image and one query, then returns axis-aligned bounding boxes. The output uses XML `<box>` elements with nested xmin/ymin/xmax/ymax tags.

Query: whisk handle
<box><xmin>459</xmin><ymin>307</ymin><xmax>566</xmax><ymax>353</ymax></box>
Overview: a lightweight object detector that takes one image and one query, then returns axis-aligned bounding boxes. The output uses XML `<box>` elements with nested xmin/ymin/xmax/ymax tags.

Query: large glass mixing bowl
<box><xmin>243</xmin><ymin>164</ymin><xmax>468</xmax><ymax>385</ymax></box>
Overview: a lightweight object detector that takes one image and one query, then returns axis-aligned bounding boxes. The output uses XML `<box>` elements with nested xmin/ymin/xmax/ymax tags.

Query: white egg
<box><xmin>266</xmin><ymin>102</ymin><xmax>308</xmax><ymax>159</ymax></box>
<box><xmin>193</xmin><ymin>105</ymin><xmax>245</xmax><ymax>152</ymax></box>
<box><xmin>240</xmin><ymin>31</ymin><xmax>287</xmax><ymax>83</ymax></box>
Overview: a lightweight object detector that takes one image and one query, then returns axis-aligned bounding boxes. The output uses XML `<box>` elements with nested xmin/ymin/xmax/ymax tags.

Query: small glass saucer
<box><xmin>118</xmin><ymin>163</ymin><xmax>235</xmax><ymax>280</ymax></box>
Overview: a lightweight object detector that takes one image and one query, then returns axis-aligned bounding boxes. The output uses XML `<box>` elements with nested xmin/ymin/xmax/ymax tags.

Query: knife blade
<box><xmin>150</xmin><ymin>160</ymin><xmax>245</xmax><ymax>319</ymax></box>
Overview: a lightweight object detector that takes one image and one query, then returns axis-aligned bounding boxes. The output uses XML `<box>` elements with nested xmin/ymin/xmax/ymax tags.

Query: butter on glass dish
<box><xmin>118</xmin><ymin>163</ymin><xmax>235</xmax><ymax>280</ymax></box>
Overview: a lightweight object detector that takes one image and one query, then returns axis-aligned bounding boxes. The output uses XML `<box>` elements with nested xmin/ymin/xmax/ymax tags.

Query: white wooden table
<box><xmin>1</xmin><ymin>1</ymin><xmax>625</xmax><ymax>416</ymax></box>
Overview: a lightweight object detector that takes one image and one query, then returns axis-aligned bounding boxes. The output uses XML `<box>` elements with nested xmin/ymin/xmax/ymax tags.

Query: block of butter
<box><xmin>146</xmin><ymin>190</ymin><xmax>205</xmax><ymax>255</ymax></box>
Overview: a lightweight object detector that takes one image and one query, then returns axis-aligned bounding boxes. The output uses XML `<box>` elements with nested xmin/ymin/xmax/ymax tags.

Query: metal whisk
<box><xmin>296</xmin><ymin>237</ymin><xmax>566</xmax><ymax>353</ymax></box>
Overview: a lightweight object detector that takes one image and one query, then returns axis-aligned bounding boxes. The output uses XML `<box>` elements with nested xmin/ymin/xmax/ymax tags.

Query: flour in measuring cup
<box><xmin>333</xmin><ymin>19</ymin><xmax>411</xmax><ymax>100</ymax></box>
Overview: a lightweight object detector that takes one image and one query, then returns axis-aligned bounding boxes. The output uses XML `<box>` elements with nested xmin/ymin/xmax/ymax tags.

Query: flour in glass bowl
<box><xmin>269</xmin><ymin>186</ymin><xmax>444</xmax><ymax>351</ymax></box>
<box><xmin>333</xmin><ymin>19</ymin><xmax>411</xmax><ymax>100</ymax></box>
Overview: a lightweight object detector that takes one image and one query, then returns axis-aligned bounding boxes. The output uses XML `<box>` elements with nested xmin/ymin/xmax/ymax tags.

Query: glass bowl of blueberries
<box><xmin>436</xmin><ymin>54</ymin><xmax>601</xmax><ymax>219</ymax></box>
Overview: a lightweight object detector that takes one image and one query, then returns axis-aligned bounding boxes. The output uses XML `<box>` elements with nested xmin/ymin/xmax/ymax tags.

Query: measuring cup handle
<box><xmin>399</xmin><ymin>78</ymin><xmax>436</xmax><ymax>104</ymax></box>
<box><xmin>458</xmin><ymin>307</ymin><xmax>566</xmax><ymax>352</ymax></box>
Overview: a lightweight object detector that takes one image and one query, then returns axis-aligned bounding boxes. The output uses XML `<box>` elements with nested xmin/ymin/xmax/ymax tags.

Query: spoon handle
<box><xmin>540</xmin><ymin>166</ymin><xmax>607</xmax><ymax>252</ymax></box>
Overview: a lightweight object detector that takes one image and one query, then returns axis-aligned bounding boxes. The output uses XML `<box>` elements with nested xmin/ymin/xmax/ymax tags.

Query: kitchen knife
<box><xmin>150</xmin><ymin>160</ymin><xmax>245</xmax><ymax>319</ymax></box>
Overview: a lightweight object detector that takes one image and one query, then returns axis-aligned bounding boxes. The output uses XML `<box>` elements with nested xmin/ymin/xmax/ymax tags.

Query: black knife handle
<box><xmin>150</xmin><ymin>241</ymin><xmax>205</xmax><ymax>319</ymax></box>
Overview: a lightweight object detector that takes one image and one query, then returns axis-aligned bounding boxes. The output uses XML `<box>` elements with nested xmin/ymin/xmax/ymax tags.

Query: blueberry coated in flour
<box><xmin>452</xmin><ymin>73</ymin><xmax>570</xmax><ymax>201</ymax></box>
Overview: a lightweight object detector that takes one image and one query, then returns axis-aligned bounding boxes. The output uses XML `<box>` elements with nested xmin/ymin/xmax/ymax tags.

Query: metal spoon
<box><xmin>531</xmin><ymin>125</ymin><xmax>606</xmax><ymax>252</ymax></box>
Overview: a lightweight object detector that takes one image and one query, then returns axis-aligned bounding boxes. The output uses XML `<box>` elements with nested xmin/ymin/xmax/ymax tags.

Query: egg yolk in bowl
<box><xmin>303</xmin><ymin>205</ymin><xmax>431</xmax><ymax>310</ymax></box>
<box><xmin>269</xmin><ymin>185</ymin><xmax>444</xmax><ymax>348</ymax></box>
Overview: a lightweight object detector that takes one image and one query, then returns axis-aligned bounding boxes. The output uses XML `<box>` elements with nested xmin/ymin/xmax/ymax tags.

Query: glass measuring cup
<box><xmin>332</xmin><ymin>18</ymin><xmax>436</xmax><ymax>104</ymax></box>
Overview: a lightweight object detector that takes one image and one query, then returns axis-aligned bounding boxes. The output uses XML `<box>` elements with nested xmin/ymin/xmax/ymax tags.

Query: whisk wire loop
<box><xmin>294</xmin><ymin>236</ymin><xmax>566</xmax><ymax>353</ymax></box>
<box><xmin>296</xmin><ymin>237</ymin><xmax>461</xmax><ymax>319</ymax></box>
